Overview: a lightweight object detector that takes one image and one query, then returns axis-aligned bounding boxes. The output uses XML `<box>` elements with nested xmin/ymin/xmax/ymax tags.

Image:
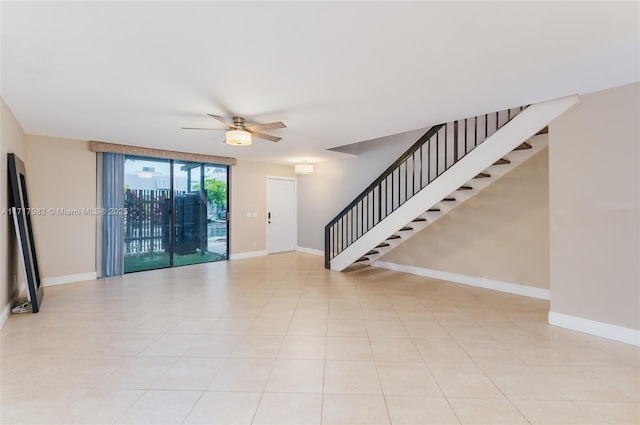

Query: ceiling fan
<box><xmin>182</xmin><ymin>114</ymin><xmax>286</xmax><ymax>146</ymax></box>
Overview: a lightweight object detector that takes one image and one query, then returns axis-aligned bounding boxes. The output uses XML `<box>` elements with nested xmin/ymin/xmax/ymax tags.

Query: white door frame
<box><xmin>266</xmin><ymin>175</ymin><xmax>297</xmax><ymax>254</ymax></box>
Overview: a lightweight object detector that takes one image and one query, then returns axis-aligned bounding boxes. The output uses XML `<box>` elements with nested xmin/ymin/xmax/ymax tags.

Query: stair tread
<box><xmin>412</xmin><ymin>218</ymin><xmax>427</xmax><ymax>222</ymax></box>
<box><xmin>493</xmin><ymin>158</ymin><xmax>511</xmax><ymax>165</ymax></box>
<box><xmin>399</xmin><ymin>226</ymin><xmax>413</xmax><ymax>231</ymax></box>
<box><xmin>474</xmin><ymin>172</ymin><xmax>491</xmax><ymax>178</ymax></box>
<box><xmin>366</xmin><ymin>250</ymin><xmax>379</xmax><ymax>255</ymax></box>
<box><xmin>536</xmin><ymin>126</ymin><xmax>549</xmax><ymax>135</ymax></box>
<box><xmin>458</xmin><ymin>185</ymin><xmax>473</xmax><ymax>190</ymax></box>
<box><xmin>514</xmin><ymin>142</ymin><xmax>532</xmax><ymax>151</ymax></box>
<box><xmin>355</xmin><ymin>257</ymin><xmax>369</xmax><ymax>263</ymax></box>
<box><xmin>443</xmin><ymin>197</ymin><xmax>456</xmax><ymax>201</ymax></box>
<box><xmin>376</xmin><ymin>243</ymin><xmax>390</xmax><ymax>248</ymax></box>
<box><xmin>427</xmin><ymin>208</ymin><xmax>441</xmax><ymax>212</ymax></box>
<box><xmin>387</xmin><ymin>235</ymin><xmax>401</xmax><ymax>240</ymax></box>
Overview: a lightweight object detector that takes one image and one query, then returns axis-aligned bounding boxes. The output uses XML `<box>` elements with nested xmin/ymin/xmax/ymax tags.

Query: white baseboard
<box><xmin>0</xmin><ymin>302</ymin><xmax>12</xmax><ymax>330</ymax></box>
<box><xmin>43</xmin><ymin>272</ymin><xmax>98</xmax><ymax>287</ymax></box>
<box><xmin>229</xmin><ymin>250</ymin><xmax>268</xmax><ymax>260</ymax></box>
<box><xmin>2</xmin><ymin>282</ymin><xmax>28</xmax><ymax>329</ymax></box>
<box><xmin>549</xmin><ymin>311</ymin><xmax>640</xmax><ymax>346</ymax></box>
<box><xmin>296</xmin><ymin>246</ymin><xmax>324</xmax><ymax>256</ymax></box>
<box><xmin>373</xmin><ymin>261</ymin><xmax>550</xmax><ymax>300</ymax></box>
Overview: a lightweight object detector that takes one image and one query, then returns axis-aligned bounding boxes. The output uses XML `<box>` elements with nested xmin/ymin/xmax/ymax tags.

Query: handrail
<box><xmin>324</xmin><ymin>106</ymin><xmax>527</xmax><ymax>269</ymax></box>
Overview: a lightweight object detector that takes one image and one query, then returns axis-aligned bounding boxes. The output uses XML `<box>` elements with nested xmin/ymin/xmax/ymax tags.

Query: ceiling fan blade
<box><xmin>181</xmin><ymin>127</ymin><xmax>226</xmax><ymax>130</ymax></box>
<box><xmin>250</xmin><ymin>131</ymin><xmax>281</xmax><ymax>142</ymax></box>
<box><xmin>244</xmin><ymin>121</ymin><xmax>287</xmax><ymax>131</ymax></box>
<box><xmin>207</xmin><ymin>114</ymin><xmax>236</xmax><ymax>128</ymax></box>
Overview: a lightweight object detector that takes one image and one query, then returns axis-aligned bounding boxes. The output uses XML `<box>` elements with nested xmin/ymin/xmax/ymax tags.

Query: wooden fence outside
<box><xmin>124</xmin><ymin>189</ymin><xmax>170</xmax><ymax>254</ymax></box>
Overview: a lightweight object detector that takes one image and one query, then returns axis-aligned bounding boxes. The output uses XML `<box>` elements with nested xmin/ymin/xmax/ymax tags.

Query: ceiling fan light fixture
<box><xmin>226</xmin><ymin>129</ymin><xmax>252</xmax><ymax>146</ymax></box>
<box><xmin>295</xmin><ymin>160</ymin><xmax>314</xmax><ymax>175</ymax></box>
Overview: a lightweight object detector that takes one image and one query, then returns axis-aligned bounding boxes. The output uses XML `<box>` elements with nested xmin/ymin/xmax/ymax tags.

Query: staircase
<box><xmin>324</xmin><ymin>95</ymin><xmax>579</xmax><ymax>271</ymax></box>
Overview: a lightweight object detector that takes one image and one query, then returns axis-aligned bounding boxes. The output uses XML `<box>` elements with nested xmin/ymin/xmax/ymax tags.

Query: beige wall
<box><xmin>230</xmin><ymin>159</ymin><xmax>295</xmax><ymax>255</ymax></box>
<box><xmin>24</xmin><ymin>135</ymin><xmax>97</xmax><ymax>280</ymax></box>
<box><xmin>549</xmin><ymin>82</ymin><xmax>640</xmax><ymax>330</ymax></box>
<box><xmin>380</xmin><ymin>147</ymin><xmax>550</xmax><ymax>289</ymax></box>
<box><xmin>1</xmin><ymin>98</ymin><xmax>26</xmax><ymax>318</ymax></box>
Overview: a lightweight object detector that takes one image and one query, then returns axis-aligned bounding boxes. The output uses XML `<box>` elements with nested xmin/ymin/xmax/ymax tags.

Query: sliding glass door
<box><xmin>123</xmin><ymin>156</ymin><xmax>228</xmax><ymax>273</ymax></box>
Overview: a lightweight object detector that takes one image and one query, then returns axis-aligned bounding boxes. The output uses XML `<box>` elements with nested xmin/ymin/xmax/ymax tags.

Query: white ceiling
<box><xmin>2</xmin><ymin>1</ymin><xmax>638</xmax><ymax>165</ymax></box>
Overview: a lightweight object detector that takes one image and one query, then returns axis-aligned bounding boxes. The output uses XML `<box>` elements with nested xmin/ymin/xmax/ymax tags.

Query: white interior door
<box><xmin>267</xmin><ymin>177</ymin><xmax>295</xmax><ymax>254</ymax></box>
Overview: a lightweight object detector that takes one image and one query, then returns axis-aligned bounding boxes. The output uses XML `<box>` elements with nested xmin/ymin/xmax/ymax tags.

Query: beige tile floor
<box><xmin>1</xmin><ymin>252</ymin><xmax>638</xmax><ymax>425</ymax></box>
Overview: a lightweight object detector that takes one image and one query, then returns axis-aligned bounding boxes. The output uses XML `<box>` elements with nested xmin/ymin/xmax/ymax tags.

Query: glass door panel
<box><xmin>123</xmin><ymin>156</ymin><xmax>172</xmax><ymax>273</ymax></box>
<box><xmin>172</xmin><ymin>162</ymin><xmax>228</xmax><ymax>266</ymax></box>
<box><xmin>204</xmin><ymin>164</ymin><xmax>228</xmax><ymax>260</ymax></box>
